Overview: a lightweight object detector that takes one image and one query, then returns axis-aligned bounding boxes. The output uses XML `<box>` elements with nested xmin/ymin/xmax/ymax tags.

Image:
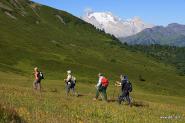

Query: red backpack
<box><xmin>101</xmin><ymin>77</ymin><xmax>109</xmax><ymax>87</ymax></box>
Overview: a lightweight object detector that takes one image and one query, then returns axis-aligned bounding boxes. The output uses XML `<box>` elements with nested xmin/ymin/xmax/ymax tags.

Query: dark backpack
<box><xmin>127</xmin><ymin>81</ymin><xmax>132</xmax><ymax>92</ymax></box>
<box><xmin>71</xmin><ymin>76</ymin><xmax>76</xmax><ymax>85</ymax></box>
<box><xmin>38</xmin><ymin>72</ymin><xmax>44</xmax><ymax>80</ymax></box>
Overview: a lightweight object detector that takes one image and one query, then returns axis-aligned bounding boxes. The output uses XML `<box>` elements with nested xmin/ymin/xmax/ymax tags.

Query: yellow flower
<box><xmin>16</xmin><ymin>107</ymin><xmax>30</xmax><ymax>119</ymax></box>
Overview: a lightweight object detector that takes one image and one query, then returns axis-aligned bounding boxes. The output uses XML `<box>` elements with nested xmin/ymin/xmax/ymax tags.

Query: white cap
<box><xmin>98</xmin><ymin>73</ymin><xmax>103</xmax><ymax>76</ymax></box>
<box><xmin>67</xmin><ymin>70</ymin><xmax>71</xmax><ymax>74</ymax></box>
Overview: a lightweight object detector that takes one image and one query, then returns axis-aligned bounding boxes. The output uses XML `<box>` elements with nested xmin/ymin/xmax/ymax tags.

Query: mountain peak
<box><xmin>85</xmin><ymin>12</ymin><xmax>119</xmax><ymax>24</ymax></box>
<box><xmin>82</xmin><ymin>11</ymin><xmax>154</xmax><ymax>38</ymax></box>
<box><xmin>167</xmin><ymin>23</ymin><xmax>184</xmax><ymax>28</ymax></box>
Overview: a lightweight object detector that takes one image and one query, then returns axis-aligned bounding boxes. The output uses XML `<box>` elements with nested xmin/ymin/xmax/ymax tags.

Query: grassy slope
<box><xmin>125</xmin><ymin>44</ymin><xmax>185</xmax><ymax>75</ymax></box>
<box><xmin>0</xmin><ymin>0</ymin><xmax>185</xmax><ymax>122</ymax></box>
<box><xmin>0</xmin><ymin>74</ymin><xmax>185</xmax><ymax>123</ymax></box>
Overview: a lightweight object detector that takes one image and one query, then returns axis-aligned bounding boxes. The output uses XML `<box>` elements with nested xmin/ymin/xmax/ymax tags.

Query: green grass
<box><xmin>124</xmin><ymin>44</ymin><xmax>185</xmax><ymax>76</ymax></box>
<box><xmin>0</xmin><ymin>73</ymin><xmax>184</xmax><ymax>123</ymax></box>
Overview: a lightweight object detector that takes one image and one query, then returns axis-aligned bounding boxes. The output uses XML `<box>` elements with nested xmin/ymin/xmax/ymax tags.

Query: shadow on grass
<box><xmin>132</xmin><ymin>101</ymin><xmax>149</xmax><ymax>107</ymax></box>
<box><xmin>77</xmin><ymin>93</ymin><xmax>85</xmax><ymax>97</ymax></box>
<box><xmin>108</xmin><ymin>99</ymin><xmax>117</xmax><ymax>102</ymax></box>
<box><xmin>108</xmin><ymin>99</ymin><xmax>149</xmax><ymax>107</ymax></box>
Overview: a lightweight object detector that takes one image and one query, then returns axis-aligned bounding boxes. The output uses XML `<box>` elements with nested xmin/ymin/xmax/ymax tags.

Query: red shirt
<box><xmin>34</xmin><ymin>71</ymin><xmax>39</xmax><ymax>80</ymax></box>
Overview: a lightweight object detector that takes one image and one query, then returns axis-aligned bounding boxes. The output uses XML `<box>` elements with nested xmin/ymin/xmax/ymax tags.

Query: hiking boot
<box><xmin>118</xmin><ymin>96</ymin><xmax>122</xmax><ymax>104</ymax></box>
<box><xmin>118</xmin><ymin>99</ymin><xmax>122</xmax><ymax>104</ymax></box>
<box><xmin>76</xmin><ymin>93</ymin><xmax>79</xmax><ymax>97</ymax></box>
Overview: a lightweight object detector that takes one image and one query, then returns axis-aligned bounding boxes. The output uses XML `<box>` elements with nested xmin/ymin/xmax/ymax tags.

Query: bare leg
<box><xmin>33</xmin><ymin>80</ymin><xmax>37</xmax><ymax>90</ymax></box>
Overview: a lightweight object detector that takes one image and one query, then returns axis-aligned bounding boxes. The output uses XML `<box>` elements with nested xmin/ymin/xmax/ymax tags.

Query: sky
<box><xmin>32</xmin><ymin>0</ymin><xmax>185</xmax><ymax>26</ymax></box>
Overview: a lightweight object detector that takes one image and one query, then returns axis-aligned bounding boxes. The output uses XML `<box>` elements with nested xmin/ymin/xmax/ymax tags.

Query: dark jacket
<box><xmin>121</xmin><ymin>79</ymin><xmax>130</xmax><ymax>92</ymax></box>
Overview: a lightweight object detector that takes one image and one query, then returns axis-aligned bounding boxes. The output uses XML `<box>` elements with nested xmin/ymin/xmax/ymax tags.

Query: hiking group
<box><xmin>33</xmin><ymin>67</ymin><xmax>133</xmax><ymax>105</ymax></box>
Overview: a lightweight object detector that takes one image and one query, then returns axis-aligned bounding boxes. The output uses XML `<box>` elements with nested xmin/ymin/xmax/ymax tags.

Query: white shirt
<box><xmin>96</xmin><ymin>76</ymin><xmax>103</xmax><ymax>87</ymax></box>
<box><xmin>66</xmin><ymin>74</ymin><xmax>72</xmax><ymax>82</ymax></box>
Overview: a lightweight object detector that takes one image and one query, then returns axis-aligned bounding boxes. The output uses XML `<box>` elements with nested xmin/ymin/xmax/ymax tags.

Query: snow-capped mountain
<box><xmin>82</xmin><ymin>11</ymin><xmax>154</xmax><ymax>39</ymax></box>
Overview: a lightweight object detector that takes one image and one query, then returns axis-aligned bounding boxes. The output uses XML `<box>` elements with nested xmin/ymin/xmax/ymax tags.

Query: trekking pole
<box><xmin>112</xmin><ymin>84</ymin><xmax>116</xmax><ymax>100</ymax></box>
<box><xmin>94</xmin><ymin>85</ymin><xmax>103</xmax><ymax>100</ymax></box>
<box><xmin>113</xmin><ymin>81</ymin><xmax>119</xmax><ymax>100</ymax></box>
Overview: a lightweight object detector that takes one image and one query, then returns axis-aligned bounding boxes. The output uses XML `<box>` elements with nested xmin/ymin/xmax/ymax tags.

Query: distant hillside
<box><xmin>123</xmin><ymin>23</ymin><xmax>185</xmax><ymax>46</ymax></box>
<box><xmin>0</xmin><ymin>0</ymin><xmax>185</xmax><ymax>96</ymax></box>
<box><xmin>125</xmin><ymin>44</ymin><xmax>185</xmax><ymax>75</ymax></box>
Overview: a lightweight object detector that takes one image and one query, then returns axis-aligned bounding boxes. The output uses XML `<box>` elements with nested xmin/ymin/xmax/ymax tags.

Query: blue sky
<box><xmin>32</xmin><ymin>0</ymin><xmax>185</xmax><ymax>26</ymax></box>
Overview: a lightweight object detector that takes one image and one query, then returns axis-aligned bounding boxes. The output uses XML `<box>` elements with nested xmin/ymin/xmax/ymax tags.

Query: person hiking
<box><xmin>33</xmin><ymin>67</ymin><xmax>44</xmax><ymax>91</ymax></box>
<box><xmin>115</xmin><ymin>75</ymin><xmax>132</xmax><ymax>106</ymax></box>
<box><xmin>93</xmin><ymin>73</ymin><xmax>109</xmax><ymax>101</ymax></box>
<box><xmin>64</xmin><ymin>70</ymin><xmax>77</xmax><ymax>96</ymax></box>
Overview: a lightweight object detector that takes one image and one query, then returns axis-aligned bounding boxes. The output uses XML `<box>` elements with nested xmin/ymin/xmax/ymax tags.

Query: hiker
<box><xmin>33</xmin><ymin>67</ymin><xmax>44</xmax><ymax>91</ymax></box>
<box><xmin>115</xmin><ymin>75</ymin><xmax>132</xmax><ymax>106</ymax></box>
<box><xmin>93</xmin><ymin>73</ymin><xmax>109</xmax><ymax>101</ymax></box>
<box><xmin>64</xmin><ymin>70</ymin><xmax>77</xmax><ymax>96</ymax></box>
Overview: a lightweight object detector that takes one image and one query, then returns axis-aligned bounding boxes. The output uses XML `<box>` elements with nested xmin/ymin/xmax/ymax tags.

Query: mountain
<box><xmin>123</xmin><ymin>23</ymin><xmax>185</xmax><ymax>46</ymax></box>
<box><xmin>82</xmin><ymin>11</ymin><xmax>154</xmax><ymax>39</ymax></box>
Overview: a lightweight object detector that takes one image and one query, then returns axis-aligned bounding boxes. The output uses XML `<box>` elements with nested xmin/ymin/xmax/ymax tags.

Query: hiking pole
<box><xmin>94</xmin><ymin>85</ymin><xmax>103</xmax><ymax>100</ymax></box>
<box><xmin>113</xmin><ymin>81</ymin><xmax>122</xmax><ymax>101</ymax></box>
<box><xmin>112</xmin><ymin>83</ymin><xmax>116</xmax><ymax>100</ymax></box>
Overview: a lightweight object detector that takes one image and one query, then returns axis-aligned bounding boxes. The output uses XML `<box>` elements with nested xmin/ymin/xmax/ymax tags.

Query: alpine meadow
<box><xmin>0</xmin><ymin>0</ymin><xmax>185</xmax><ymax>123</ymax></box>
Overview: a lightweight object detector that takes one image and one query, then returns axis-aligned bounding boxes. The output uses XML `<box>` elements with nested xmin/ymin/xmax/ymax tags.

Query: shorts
<box><xmin>34</xmin><ymin>79</ymin><xmax>41</xmax><ymax>83</ymax></box>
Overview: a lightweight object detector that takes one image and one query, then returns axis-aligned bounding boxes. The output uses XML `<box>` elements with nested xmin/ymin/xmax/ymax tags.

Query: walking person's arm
<box><xmin>96</xmin><ymin>77</ymin><xmax>102</xmax><ymax>87</ymax></box>
<box><xmin>66</xmin><ymin>75</ymin><xmax>72</xmax><ymax>81</ymax></box>
<box><xmin>64</xmin><ymin>75</ymin><xmax>71</xmax><ymax>83</ymax></box>
<box><xmin>115</xmin><ymin>81</ymin><xmax>121</xmax><ymax>87</ymax></box>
